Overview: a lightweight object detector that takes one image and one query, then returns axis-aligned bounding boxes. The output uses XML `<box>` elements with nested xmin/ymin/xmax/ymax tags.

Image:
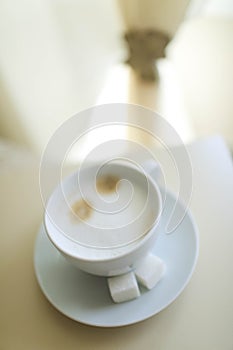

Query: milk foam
<box><xmin>46</xmin><ymin>165</ymin><xmax>160</xmax><ymax>260</ymax></box>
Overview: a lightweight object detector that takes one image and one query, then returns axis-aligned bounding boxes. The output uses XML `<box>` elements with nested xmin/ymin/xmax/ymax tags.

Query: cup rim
<box><xmin>44</xmin><ymin>162</ymin><xmax>162</xmax><ymax>262</ymax></box>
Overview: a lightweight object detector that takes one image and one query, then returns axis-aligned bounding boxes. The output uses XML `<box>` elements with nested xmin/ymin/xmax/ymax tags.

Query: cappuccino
<box><xmin>45</xmin><ymin>163</ymin><xmax>161</xmax><ymax>261</ymax></box>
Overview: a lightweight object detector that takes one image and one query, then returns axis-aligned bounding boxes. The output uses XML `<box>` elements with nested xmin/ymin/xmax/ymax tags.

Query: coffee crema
<box><xmin>71</xmin><ymin>199</ymin><xmax>92</xmax><ymax>221</ymax></box>
<box><xmin>96</xmin><ymin>175</ymin><xmax>120</xmax><ymax>194</ymax></box>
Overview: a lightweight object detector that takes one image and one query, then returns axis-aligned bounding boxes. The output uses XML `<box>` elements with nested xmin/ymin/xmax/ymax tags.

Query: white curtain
<box><xmin>0</xmin><ymin>0</ymin><xmax>191</xmax><ymax>154</ymax></box>
<box><xmin>0</xmin><ymin>0</ymin><xmax>124</xmax><ymax>152</ymax></box>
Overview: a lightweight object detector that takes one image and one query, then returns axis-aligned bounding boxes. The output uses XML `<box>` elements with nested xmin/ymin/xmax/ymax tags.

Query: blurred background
<box><xmin>0</xmin><ymin>0</ymin><xmax>233</xmax><ymax>159</ymax></box>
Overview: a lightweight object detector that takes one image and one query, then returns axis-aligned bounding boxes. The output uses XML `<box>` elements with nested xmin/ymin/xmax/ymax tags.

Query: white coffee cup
<box><xmin>44</xmin><ymin>160</ymin><xmax>162</xmax><ymax>277</ymax></box>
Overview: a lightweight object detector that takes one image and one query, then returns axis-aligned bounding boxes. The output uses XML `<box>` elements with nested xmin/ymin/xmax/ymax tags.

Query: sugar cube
<box><xmin>107</xmin><ymin>271</ymin><xmax>140</xmax><ymax>303</ymax></box>
<box><xmin>135</xmin><ymin>253</ymin><xmax>166</xmax><ymax>290</ymax></box>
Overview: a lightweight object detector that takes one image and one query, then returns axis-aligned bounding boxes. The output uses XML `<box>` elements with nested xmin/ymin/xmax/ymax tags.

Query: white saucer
<box><xmin>34</xmin><ymin>190</ymin><xmax>199</xmax><ymax>327</ymax></box>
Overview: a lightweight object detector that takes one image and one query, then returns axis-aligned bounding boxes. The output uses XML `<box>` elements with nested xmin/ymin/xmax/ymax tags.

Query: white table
<box><xmin>1</xmin><ymin>136</ymin><xmax>233</xmax><ymax>349</ymax></box>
